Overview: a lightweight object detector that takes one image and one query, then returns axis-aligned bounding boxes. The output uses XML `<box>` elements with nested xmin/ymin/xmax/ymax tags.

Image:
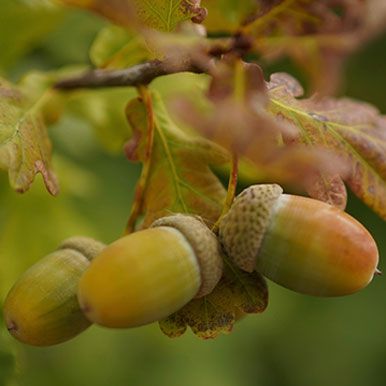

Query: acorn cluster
<box><xmin>3</xmin><ymin>184</ymin><xmax>380</xmax><ymax>346</ymax></box>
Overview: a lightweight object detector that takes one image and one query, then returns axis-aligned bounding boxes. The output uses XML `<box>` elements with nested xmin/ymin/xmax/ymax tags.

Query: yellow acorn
<box><xmin>219</xmin><ymin>184</ymin><xmax>379</xmax><ymax>296</ymax></box>
<box><xmin>78</xmin><ymin>214</ymin><xmax>223</xmax><ymax>328</ymax></box>
<box><xmin>3</xmin><ymin>237</ymin><xmax>105</xmax><ymax>346</ymax></box>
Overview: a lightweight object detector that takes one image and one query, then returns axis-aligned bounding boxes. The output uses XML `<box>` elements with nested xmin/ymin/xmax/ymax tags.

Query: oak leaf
<box><xmin>89</xmin><ymin>23</ymin><xmax>209</xmax><ymax>72</ymax></box>
<box><xmin>172</xmin><ymin>57</ymin><xmax>345</xmax><ymax>189</ymax></box>
<box><xmin>268</xmin><ymin>72</ymin><xmax>386</xmax><ymax>219</ymax></box>
<box><xmin>60</xmin><ymin>0</ymin><xmax>206</xmax><ymax>32</ymax></box>
<box><xmin>125</xmin><ymin>90</ymin><xmax>227</xmax><ymax>227</ymax></box>
<box><xmin>0</xmin><ymin>78</ymin><xmax>58</xmax><ymax>195</ymax></box>
<box><xmin>65</xmin><ymin>87</ymin><xmax>136</xmax><ymax>153</ymax></box>
<box><xmin>240</xmin><ymin>0</ymin><xmax>386</xmax><ymax>93</ymax></box>
<box><xmin>90</xmin><ymin>25</ymin><xmax>151</xmax><ymax>69</ymax></box>
<box><xmin>202</xmin><ymin>0</ymin><xmax>257</xmax><ymax>32</ymax></box>
<box><xmin>159</xmin><ymin>258</ymin><xmax>268</xmax><ymax>339</ymax></box>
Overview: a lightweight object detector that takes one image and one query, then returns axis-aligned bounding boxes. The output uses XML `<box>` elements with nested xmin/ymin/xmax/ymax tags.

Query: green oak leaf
<box><xmin>202</xmin><ymin>0</ymin><xmax>257</xmax><ymax>32</ymax></box>
<box><xmin>62</xmin><ymin>72</ymin><xmax>209</xmax><ymax>154</ymax></box>
<box><xmin>60</xmin><ymin>0</ymin><xmax>206</xmax><ymax>31</ymax></box>
<box><xmin>65</xmin><ymin>87</ymin><xmax>136</xmax><ymax>153</ymax></box>
<box><xmin>134</xmin><ymin>0</ymin><xmax>206</xmax><ymax>31</ymax></box>
<box><xmin>125</xmin><ymin>90</ymin><xmax>228</xmax><ymax>227</ymax></box>
<box><xmin>90</xmin><ymin>25</ymin><xmax>151</xmax><ymax>69</ymax></box>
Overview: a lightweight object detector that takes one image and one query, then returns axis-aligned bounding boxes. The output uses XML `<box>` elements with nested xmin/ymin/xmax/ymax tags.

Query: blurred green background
<box><xmin>1</xmin><ymin>2</ymin><xmax>386</xmax><ymax>386</ymax></box>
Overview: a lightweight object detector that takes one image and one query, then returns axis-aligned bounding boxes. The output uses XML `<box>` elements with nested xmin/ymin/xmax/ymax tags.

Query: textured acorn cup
<box><xmin>219</xmin><ymin>184</ymin><xmax>379</xmax><ymax>296</ymax></box>
<box><xmin>3</xmin><ymin>237</ymin><xmax>106</xmax><ymax>346</ymax></box>
<box><xmin>78</xmin><ymin>214</ymin><xmax>223</xmax><ymax>328</ymax></box>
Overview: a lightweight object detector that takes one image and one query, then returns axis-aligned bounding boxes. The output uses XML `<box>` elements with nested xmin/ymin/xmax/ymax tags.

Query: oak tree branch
<box><xmin>54</xmin><ymin>59</ymin><xmax>205</xmax><ymax>90</ymax></box>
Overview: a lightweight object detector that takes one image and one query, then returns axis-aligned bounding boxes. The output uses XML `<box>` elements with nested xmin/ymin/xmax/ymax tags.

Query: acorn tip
<box><xmin>6</xmin><ymin>320</ymin><xmax>18</xmax><ymax>332</ymax></box>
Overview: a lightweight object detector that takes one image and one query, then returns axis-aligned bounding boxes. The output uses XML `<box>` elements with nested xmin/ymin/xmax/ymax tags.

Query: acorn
<box><xmin>3</xmin><ymin>237</ymin><xmax>106</xmax><ymax>346</ymax></box>
<box><xmin>78</xmin><ymin>214</ymin><xmax>223</xmax><ymax>328</ymax></box>
<box><xmin>219</xmin><ymin>184</ymin><xmax>379</xmax><ymax>296</ymax></box>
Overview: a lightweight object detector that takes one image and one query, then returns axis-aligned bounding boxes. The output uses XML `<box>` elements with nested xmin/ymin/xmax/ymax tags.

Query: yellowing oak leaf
<box><xmin>268</xmin><ymin>72</ymin><xmax>386</xmax><ymax>219</ymax></box>
<box><xmin>159</xmin><ymin>258</ymin><xmax>268</xmax><ymax>339</ymax></box>
<box><xmin>134</xmin><ymin>0</ymin><xmax>207</xmax><ymax>31</ymax></box>
<box><xmin>125</xmin><ymin>91</ymin><xmax>227</xmax><ymax>227</ymax></box>
<box><xmin>0</xmin><ymin>79</ymin><xmax>58</xmax><ymax>195</ymax></box>
<box><xmin>60</xmin><ymin>0</ymin><xmax>206</xmax><ymax>31</ymax></box>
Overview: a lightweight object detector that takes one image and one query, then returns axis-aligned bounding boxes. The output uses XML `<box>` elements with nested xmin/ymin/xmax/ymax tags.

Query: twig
<box><xmin>53</xmin><ymin>35</ymin><xmax>249</xmax><ymax>91</ymax></box>
<box><xmin>54</xmin><ymin>59</ymin><xmax>204</xmax><ymax>90</ymax></box>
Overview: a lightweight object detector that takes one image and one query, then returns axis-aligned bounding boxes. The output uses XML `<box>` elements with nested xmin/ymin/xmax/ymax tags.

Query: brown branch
<box><xmin>53</xmin><ymin>35</ymin><xmax>248</xmax><ymax>91</ymax></box>
<box><xmin>54</xmin><ymin>59</ymin><xmax>205</xmax><ymax>90</ymax></box>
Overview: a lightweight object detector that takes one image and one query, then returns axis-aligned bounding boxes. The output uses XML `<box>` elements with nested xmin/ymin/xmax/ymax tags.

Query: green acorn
<box><xmin>3</xmin><ymin>237</ymin><xmax>105</xmax><ymax>346</ymax></box>
<box><xmin>78</xmin><ymin>214</ymin><xmax>223</xmax><ymax>328</ymax></box>
<box><xmin>219</xmin><ymin>184</ymin><xmax>379</xmax><ymax>296</ymax></box>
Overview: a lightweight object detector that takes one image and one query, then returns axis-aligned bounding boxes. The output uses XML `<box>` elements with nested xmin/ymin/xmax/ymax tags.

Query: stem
<box><xmin>125</xmin><ymin>86</ymin><xmax>156</xmax><ymax>234</ymax></box>
<box><xmin>54</xmin><ymin>59</ymin><xmax>204</xmax><ymax>90</ymax></box>
<box><xmin>212</xmin><ymin>153</ymin><xmax>239</xmax><ymax>234</ymax></box>
<box><xmin>53</xmin><ymin>37</ymin><xmax>244</xmax><ymax>91</ymax></box>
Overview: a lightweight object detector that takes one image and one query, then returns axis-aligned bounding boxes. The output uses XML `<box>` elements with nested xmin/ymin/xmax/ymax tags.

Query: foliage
<box><xmin>267</xmin><ymin>72</ymin><xmax>386</xmax><ymax>216</ymax></box>
<box><xmin>160</xmin><ymin>258</ymin><xmax>268</xmax><ymax>339</ymax></box>
<box><xmin>1</xmin><ymin>1</ymin><xmax>386</xmax><ymax>383</ymax></box>
<box><xmin>125</xmin><ymin>91</ymin><xmax>227</xmax><ymax>227</ymax></box>
<box><xmin>0</xmin><ymin>75</ymin><xmax>58</xmax><ymax>195</ymax></box>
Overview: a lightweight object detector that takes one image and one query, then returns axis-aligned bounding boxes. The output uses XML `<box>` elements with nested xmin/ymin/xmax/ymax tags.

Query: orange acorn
<box><xmin>219</xmin><ymin>184</ymin><xmax>379</xmax><ymax>296</ymax></box>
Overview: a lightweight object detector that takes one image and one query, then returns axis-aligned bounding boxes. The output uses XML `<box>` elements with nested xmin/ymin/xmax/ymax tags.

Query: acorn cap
<box><xmin>219</xmin><ymin>184</ymin><xmax>283</xmax><ymax>272</ymax></box>
<box><xmin>151</xmin><ymin>214</ymin><xmax>223</xmax><ymax>297</ymax></box>
<box><xmin>58</xmin><ymin>236</ymin><xmax>106</xmax><ymax>261</ymax></box>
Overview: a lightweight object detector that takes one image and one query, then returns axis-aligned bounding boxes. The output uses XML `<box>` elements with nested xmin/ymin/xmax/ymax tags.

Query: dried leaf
<box><xmin>240</xmin><ymin>0</ymin><xmax>386</xmax><ymax>93</ymax></box>
<box><xmin>364</xmin><ymin>0</ymin><xmax>386</xmax><ymax>37</ymax></box>
<box><xmin>172</xmin><ymin>57</ymin><xmax>344</xmax><ymax>188</ymax></box>
<box><xmin>125</xmin><ymin>91</ymin><xmax>227</xmax><ymax>227</ymax></box>
<box><xmin>305</xmin><ymin>173</ymin><xmax>347</xmax><ymax>210</ymax></box>
<box><xmin>0</xmin><ymin>78</ymin><xmax>58</xmax><ymax>195</ymax></box>
<box><xmin>176</xmin><ymin>57</ymin><xmax>284</xmax><ymax>156</ymax></box>
<box><xmin>268</xmin><ymin>72</ymin><xmax>386</xmax><ymax>219</ymax></box>
<box><xmin>208</xmin><ymin>56</ymin><xmax>267</xmax><ymax>104</ymax></box>
<box><xmin>159</xmin><ymin>259</ymin><xmax>268</xmax><ymax>339</ymax></box>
